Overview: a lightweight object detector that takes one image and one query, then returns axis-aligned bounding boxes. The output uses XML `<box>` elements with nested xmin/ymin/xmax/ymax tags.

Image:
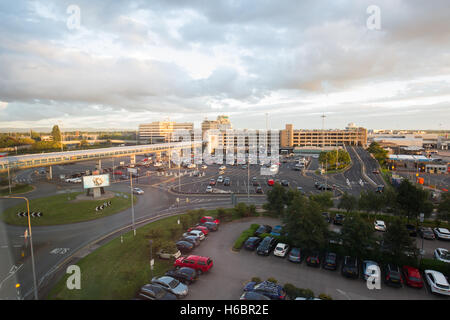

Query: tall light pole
<box><xmin>0</xmin><ymin>196</ymin><xmax>38</xmax><ymax>300</ymax></box>
<box><xmin>321</xmin><ymin>113</ymin><xmax>327</xmax><ymax>189</ymax></box>
<box><xmin>130</xmin><ymin>171</ymin><xmax>136</xmax><ymax>236</ymax></box>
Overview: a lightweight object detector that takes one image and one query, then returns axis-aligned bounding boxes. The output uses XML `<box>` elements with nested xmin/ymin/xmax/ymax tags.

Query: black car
<box><xmin>223</xmin><ymin>178</ymin><xmax>231</xmax><ymax>186</ymax></box>
<box><xmin>333</xmin><ymin>214</ymin><xmax>345</xmax><ymax>225</ymax></box>
<box><xmin>255</xmin><ymin>225</ymin><xmax>272</xmax><ymax>236</ymax></box>
<box><xmin>256</xmin><ymin>236</ymin><xmax>277</xmax><ymax>256</ymax></box>
<box><xmin>306</xmin><ymin>251</ymin><xmax>321</xmax><ymax>267</ymax></box>
<box><xmin>322</xmin><ymin>252</ymin><xmax>338</xmax><ymax>270</ymax></box>
<box><xmin>322</xmin><ymin>212</ymin><xmax>331</xmax><ymax>223</ymax></box>
<box><xmin>165</xmin><ymin>267</ymin><xmax>199</xmax><ymax>285</ymax></box>
<box><xmin>135</xmin><ymin>284</ymin><xmax>177</xmax><ymax>300</ymax></box>
<box><xmin>314</xmin><ymin>181</ymin><xmax>321</xmax><ymax>189</ymax></box>
<box><xmin>175</xmin><ymin>240</ymin><xmax>194</xmax><ymax>253</ymax></box>
<box><xmin>384</xmin><ymin>264</ymin><xmax>403</xmax><ymax>287</ymax></box>
<box><xmin>341</xmin><ymin>256</ymin><xmax>359</xmax><ymax>278</ymax></box>
<box><xmin>244</xmin><ymin>237</ymin><xmax>262</xmax><ymax>251</ymax></box>
<box><xmin>405</xmin><ymin>224</ymin><xmax>417</xmax><ymax>237</ymax></box>
<box><xmin>198</xmin><ymin>222</ymin><xmax>218</xmax><ymax>231</ymax></box>
<box><xmin>255</xmin><ymin>186</ymin><xmax>263</xmax><ymax>194</ymax></box>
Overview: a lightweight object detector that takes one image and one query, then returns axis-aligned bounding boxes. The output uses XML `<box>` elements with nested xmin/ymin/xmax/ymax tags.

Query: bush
<box><xmin>318</xmin><ymin>293</ymin><xmax>333</xmax><ymax>300</ymax></box>
<box><xmin>420</xmin><ymin>258</ymin><xmax>450</xmax><ymax>276</ymax></box>
<box><xmin>266</xmin><ymin>277</ymin><xmax>278</xmax><ymax>284</ymax></box>
<box><xmin>251</xmin><ymin>277</ymin><xmax>262</xmax><ymax>284</ymax></box>
<box><xmin>145</xmin><ymin>228</ymin><xmax>164</xmax><ymax>239</ymax></box>
<box><xmin>248</xmin><ymin>204</ymin><xmax>258</xmax><ymax>217</ymax></box>
<box><xmin>179</xmin><ymin>215</ymin><xmax>192</xmax><ymax>229</ymax></box>
<box><xmin>283</xmin><ymin>284</ymin><xmax>315</xmax><ymax>299</ymax></box>
<box><xmin>233</xmin><ymin>224</ymin><xmax>260</xmax><ymax>250</ymax></box>
<box><xmin>234</xmin><ymin>202</ymin><xmax>248</xmax><ymax>218</ymax></box>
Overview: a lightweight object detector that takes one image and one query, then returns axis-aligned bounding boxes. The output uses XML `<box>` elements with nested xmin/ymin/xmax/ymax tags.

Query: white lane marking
<box><xmin>336</xmin><ymin>289</ymin><xmax>351</xmax><ymax>300</ymax></box>
<box><xmin>50</xmin><ymin>248</ymin><xmax>70</xmax><ymax>255</ymax></box>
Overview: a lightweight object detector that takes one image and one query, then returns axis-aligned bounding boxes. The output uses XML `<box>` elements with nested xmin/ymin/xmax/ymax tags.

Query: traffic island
<box><xmin>0</xmin><ymin>191</ymin><xmax>136</xmax><ymax>226</ymax></box>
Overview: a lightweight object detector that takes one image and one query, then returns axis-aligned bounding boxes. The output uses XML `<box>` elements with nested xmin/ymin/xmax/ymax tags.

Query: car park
<box><xmin>244</xmin><ymin>237</ymin><xmax>262</xmax><ymax>251</ymax></box>
<box><xmin>418</xmin><ymin>227</ymin><xmax>435</xmax><ymax>240</ymax></box>
<box><xmin>132</xmin><ymin>187</ymin><xmax>144</xmax><ymax>195</ymax></box>
<box><xmin>333</xmin><ymin>214</ymin><xmax>345</xmax><ymax>225</ymax></box>
<box><xmin>254</xmin><ymin>225</ymin><xmax>272</xmax><ymax>236</ymax></box>
<box><xmin>424</xmin><ymin>270</ymin><xmax>450</xmax><ymax>296</ymax></box>
<box><xmin>256</xmin><ymin>236</ymin><xmax>277</xmax><ymax>256</ymax></box>
<box><xmin>322</xmin><ymin>252</ymin><xmax>338</xmax><ymax>270</ymax></box>
<box><xmin>374</xmin><ymin>220</ymin><xmax>386</xmax><ymax>232</ymax></box>
<box><xmin>433</xmin><ymin>228</ymin><xmax>450</xmax><ymax>240</ymax></box>
<box><xmin>240</xmin><ymin>291</ymin><xmax>271</xmax><ymax>300</ymax></box>
<box><xmin>288</xmin><ymin>247</ymin><xmax>302</xmax><ymax>263</ymax></box>
<box><xmin>174</xmin><ymin>255</ymin><xmax>213</xmax><ymax>274</ymax></box>
<box><xmin>306</xmin><ymin>251</ymin><xmax>321</xmax><ymax>267</ymax></box>
<box><xmin>243</xmin><ymin>281</ymin><xmax>287</xmax><ymax>300</ymax></box>
<box><xmin>341</xmin><ymin>256</ymin><xmax>359</xmax><ymax>278</ymax></box>
<box><xmin>175</xmin><ymin>241</ymin><xmax>195</xmax><ymax>253</ymax></box>
<box><xmin>273</xmin><ymin>243</ymin><xmax>289</xmax><ymax>258</ymax></box>
<box><xmin>183</xmin><ymin>230</ymin><xmax>205</xmax><ymax>241</ymax></box>
<box><xmin>361</xmin><ymin>260</ymin><xmax>379</xmax><ymax>281</ymax></box>
<box><xmin>135</xmin><ymin>284</ymin><xmax>177</xmax><ymax>300</ymax></box>
<box><xmin>402</xmin><ymin>266</ymin><xmax>424</xmax><ymax>288</ymax></box>
<box><xmin>434</xmin><ymin>248</ymin><xmax>450</xmax><ymax>263</ymax></box>
<box><xmin>384</xmin><ymin>264</ymin><xmax>403</xmax><ymax>287</ymax></box>
<box><xmin>165</xmin><ymin>267</ymin><xmax>199</xmax><ymax>285</ymax></box>
<box><xmin>151</xmin><ymin>276</ymin><xmax>188</xmax><ymax>298</ymax></box>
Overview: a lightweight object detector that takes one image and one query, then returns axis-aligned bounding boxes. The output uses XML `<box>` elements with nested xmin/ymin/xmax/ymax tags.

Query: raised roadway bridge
<box><xmin>0</xmin><ymin>141</ymin><xmax>202</xmax><ymax>173</ymax></box>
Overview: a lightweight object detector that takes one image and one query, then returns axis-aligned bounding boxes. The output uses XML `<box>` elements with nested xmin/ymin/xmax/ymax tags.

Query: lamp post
<box><xmin>0</xmin><ymin>196</ymin><xmax>38</xmax><ymax>300</ymax></box>
<box><xmin>130</xmin><ymin>171</ymin><xmax>136</xmax><ymax>236</ymax></box>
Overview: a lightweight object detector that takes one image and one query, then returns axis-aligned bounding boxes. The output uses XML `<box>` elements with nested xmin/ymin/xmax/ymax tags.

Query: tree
<box><xmin>339</xmin><ymin>214</ymin><xmax>376</xmax><ymax>258</ymax></box>
<box><xmin>358</xmin><ymin>190</ymin><xmax>384</xmax><ymax>215</ymax></box>
<box><xmin>438</xmin><ymin>193</ymin><xmax>450</xmax><ymax>224</ymax></box>
<box><xmin>51</xmin><ymin>125</ymin><xmax>62</xmax><ymax>142</ymax></box>
<box><xmin>283</xmin><ymin>197</ymin><xmax>328</xmax><ymax>251</ymax></box>
<box><xmin>265</xmin><ymin>183</ymin><xmax>287</xmax><ymax>215</ymax></box>
<box><xmin>338</xmin><ymin>192</ymin><xmax>357</xmax><ymax>213</ymax></box>
<box><xmin>310</xmin><ymin>192</ymin><xmax>333</xmax><ymax>211</ymax></box>
<box><xmin>367</xmin><ymin>142</ymin><xmax>388</xmax><ymax>166</ymax></box>
<box><xmin>396</xmin><ymin>180</ymin><xmax>433</xmax><ymax>221</ymax></box>
<box><xmin>383</xmin><ymin>217</ymin><xmax>418</xmax><ymax>263</ymax></box>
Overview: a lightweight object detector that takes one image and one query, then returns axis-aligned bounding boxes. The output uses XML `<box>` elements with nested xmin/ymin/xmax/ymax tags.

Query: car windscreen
<box><xmin>168</xmin><ymin>279</ymin><xmax>180</xmax><ymax>288</ymax></box>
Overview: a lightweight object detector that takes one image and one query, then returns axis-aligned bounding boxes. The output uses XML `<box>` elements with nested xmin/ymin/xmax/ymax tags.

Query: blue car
<box><xmin>243</xmin><ymin>281</ymin><xmax>287</xmax><ymax>300</ymax></box>
<box><xmin>270</xmin><ymin>225</ymin><xmax>283</xmax><ymax>237</ymax></box>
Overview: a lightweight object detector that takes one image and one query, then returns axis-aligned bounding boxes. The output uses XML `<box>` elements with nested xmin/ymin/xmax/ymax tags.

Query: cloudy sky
<box><xmin>0</xmin><ymin>0</ymin><xmax>449</xmax><ymax>131</ymax></box>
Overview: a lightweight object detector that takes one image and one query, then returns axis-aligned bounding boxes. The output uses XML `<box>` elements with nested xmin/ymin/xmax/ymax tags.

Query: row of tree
<box><xmin>318</xmin><ymin>149</ymin><xmax>351</xmax><ymax>170</ymax></box>
<box><xmin>367</xmin><ymin>141</ymin><xmax>389</xmax><ymax>166</ymax></box>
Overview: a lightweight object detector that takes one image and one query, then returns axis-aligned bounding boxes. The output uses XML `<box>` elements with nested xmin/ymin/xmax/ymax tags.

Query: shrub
<box><xmin>248</xmin><ymin>204</ymin><xmax>258</xmax><ymax>217</ymax></box>
<box><xmin>318</xmin><ymin>293</ymin><xmax>333</xmax><ymax>300</ymax></box>
<box><xmin>251</xmin><ymin>277</ymin><xmax>262</xmax><ymax>284</ymax></box>
<box><xmin>283</xmin><ymin>283</ymin><xmax>314</xmax><ymax>299</ymax></box>
<box><xmin>266</xmin><ymin>277</ymin><xmax>278</xmax><ymax>284</ymax></box>
<box><xmin>179</xmin><ymin>215</ymin><xmax>192</xmax><ymax>229</ymax></box>
<box><xmin>234</xmin><ymin>202</ymin><xmax>248</xmax><ymax>218</ymax></box>
<box><xmin>145</xmin><ymin>228</ymin><xmax>164</xmax><ymax>239</ymax></box>
<box><xmin>420</xmin><ymin>258</ymin><xmax>450</xmax><ymax>276</ymax></box>
<box><xmin>233</xmin><ymin>224</ymin><xmax>260</xmax><ymax>250</ymax></box>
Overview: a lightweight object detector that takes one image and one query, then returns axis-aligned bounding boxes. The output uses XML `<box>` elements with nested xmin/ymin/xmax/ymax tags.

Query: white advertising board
<box><xmin>83</xmin><ymin>174</ymin><xmax>110</xmax><ymax>189</ymax></box>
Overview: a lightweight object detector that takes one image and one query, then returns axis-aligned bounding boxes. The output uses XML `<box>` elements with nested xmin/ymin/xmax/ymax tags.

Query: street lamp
<box><xmin>0</xmin><ymin>196</ymin><xmax>38</xmax><ymax>300</ymax></box>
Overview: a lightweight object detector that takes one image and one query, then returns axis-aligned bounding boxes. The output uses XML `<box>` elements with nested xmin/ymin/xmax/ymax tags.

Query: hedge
<box><xmin>419</xmin><ymin>258</ymin><xmax>450</xmax><ymax>276</ymax></box>
<box><xmin>233</xmin><ymin>224</ymin><xmax>260</xmax><ymax>250</ymax></box>
<box><xmin>283</xmin><ymin>283</ymin><xmax>315</xmax><ymax>299</ymax></box>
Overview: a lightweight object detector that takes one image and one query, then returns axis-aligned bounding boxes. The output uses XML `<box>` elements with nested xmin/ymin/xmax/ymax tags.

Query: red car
<box><xmin>174</xmin><ymin>255</ymin><xmax>213</xmax><ymax>274</ymax></box>
<box><xmin>402</xmin><ymin>266</ymin><xmax>423</xmax><ymax>288</ymax></box>
<box><xmin>187</xmin><ymin>226</ymin><xmax>209</xmax><ymax>236</ymax></box>
<box><xmin>200</xmin><ymin>216</ymin><xmax>220</xmax><ymax>225</ymax></box>
<box><xmin>267</xmin><ymin>179</ymin><xmax>274</xmax><ymax>186</ymax></box>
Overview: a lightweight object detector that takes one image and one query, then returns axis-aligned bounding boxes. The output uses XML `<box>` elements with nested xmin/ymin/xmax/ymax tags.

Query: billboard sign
<box><xmin>83</xmin><ymin>174</ymin><xmax>110</xmax><ymax>189</ymax></box>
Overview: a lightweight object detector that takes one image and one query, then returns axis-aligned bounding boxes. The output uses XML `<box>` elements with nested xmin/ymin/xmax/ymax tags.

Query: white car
<box><xmin>183</xmin><ymin>230</ymin><xmax>205</xmax><ymax>241</ymax></box>
<box><xmin>374</xmin><ymin>220</ymin><xmax>386</xmax><ymax>232</ymax></box>
<box><xmin>205</xmin><ymin>186</ymin><xmax>213</xmax><ymax>193</ymax></box>
<box><xmin>217</xmin><ymin>176</ymin><xmax>224</xmax><ymax>183</ymax></box>
<box><xmin>273</xmin><ymin>243</ymin><xmax>290</xmax><ymax>258</ymax></box>
<box><xmin>133</xmin><ymin>187</ymin><xmax>144</xmax><ymax>195</ymax></box>
<box><xmin>433</xmin><ymin>228</ymin><xmax>450</xmax><ymax>240</ymax></box>
<box><xmin>424</xmin><ymin>270</ymin><xmax>450</xmax><ymax>296</ymax></box>
<box><xmin>434</xmin><ymin>248</ymin><xmax>450</xmax><ymax>263</ymax></box>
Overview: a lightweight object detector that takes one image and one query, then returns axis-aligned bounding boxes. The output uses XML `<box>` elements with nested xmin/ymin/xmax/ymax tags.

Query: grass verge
<box><xmin>0</xmin><ymin>183</ymin><xmax>34</xmax><ymax>196</ymax></box>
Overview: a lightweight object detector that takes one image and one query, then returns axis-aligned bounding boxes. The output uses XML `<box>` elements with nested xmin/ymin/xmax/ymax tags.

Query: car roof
<box><xmin>403</xmin><ymin>266</ymin><xmax>421</xmax><ymax>276</ymax></box>
<box><xmin>185</xmin><ymin>255</ymin><xmax>209</xmax><ymax>261</ymax></box>
<box><xmin>155</xmin><ymin>276</ymin><xmax>176</xmax><ymax>284</ymax></box>
<box><xmin>437</xmin><ymin>228</ymin><xmax>449</xmax><ymax>233</ymax></box>
<box><xmin>425</xmin><ymin>270</ymin><xmax>449</xmax><ymax>284</ymax></box>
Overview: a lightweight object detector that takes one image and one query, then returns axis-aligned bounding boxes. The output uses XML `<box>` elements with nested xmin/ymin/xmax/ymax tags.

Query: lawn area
<box><xmin>0</xmin><ymin>183</ymin><xmax>34</xmax><ymax>196</ymax></box>
<box><xmin>0</xmin><ymin>191</ymin><xmax>136</xmax><ymax>226</ymax></box>
<box><xmin>46</xmin><ymin>207</ymin><xmax>241</xmax><ymax>300</ymax></box>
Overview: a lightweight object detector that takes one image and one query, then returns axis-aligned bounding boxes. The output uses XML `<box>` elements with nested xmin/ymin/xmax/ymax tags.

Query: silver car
<box><xmin>151</xmin><ymin>276</ymin><xmax>188</xmax><ymax>298</ymax></box>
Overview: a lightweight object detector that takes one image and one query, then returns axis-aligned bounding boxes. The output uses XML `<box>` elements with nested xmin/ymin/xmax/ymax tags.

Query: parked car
<box><xmin>273</xmin><ymin>243</ymin><xmax>290</xmax><ymax>258</ymax></box>
<box><xmin>219</xmin><ymin>165</ymin><xmax>226</xmax><ymax>171</ymax></box>
<box><xmin>209</xmin><ymin>179</ymin><xmax>216</xmax><ymax>186</ymax></box>
<box><xmin>240</xmin><ymin>291</ymin><xmax>271</xmax><ymax>300</ymax></box>
<box><xmin>217</xmin><ymin>176</ymin><xmax>224</xmax><ymax>183</ymax></box>
<box><xmin>205</xmin><ymin>186</ymin><xmax>213</xmax><ymax>193</ymax></box>
<box><xmin>198</xmin><ymin>221</ymin><xmax>218</xmax><ymax>231</ymax></box>
<box><xmin>243</xmin><ymin>281</ymin><xmax>287</xmax><ymax>300</ymax></box>
<box><xmin>180</xmin><ymin>235</ymin><xmax>200</xmax><ymax>247</ymax></box>
<box><xmin>244</xmin><ymin>237</ymin><xmax>262</xmax><ymax>251</ymax></box>
<box><xmin>200</xmin><ymin>216</ymin><xmax>220</xmax><ymax>225</ymax></box>
<box><xmin>433</xmin><ymin>228</ymin><xmax>450</xmax><ymax>240</ymax></box>
<box><xmin>201</xmin><ymin>165</ymin><xmax>207</xmax><ymax>169</ymax></box>
<box><xmin>424</xmin><ymin>270</ymin><xmax>450</xmax><ymax>296</ymax></box>
<box><xmin>135</xmin><ymin>284</ymin><xmax>177</xmax><ymax>300</ymax></box>
<box><xmin>256</xmin><ymin>236</ymin><xmax>277</xmax><ymax>256</ymax></box>
<box><xmin>223</xmin><ymin>178</ymin><xmax>231</xmax><ymax>186</ymax></box>
<box><xmin>402</xmin><ymin>265</ymin><xmax>424</xmax><ymax>288</ymax></box>
<box><xmin>383</xmin><ymin>264</ymin><xmax>403</xmax><ymax>287</ymax></box>
<box><xmin>270</xmin><ymin>225</ymin><xmax>283</xmax><ymax>237</ymax></box>
<box><xmin>322</xmin><ymin>252</ymin><xmax>338</xmax><ymax>270</ymax></box>
<box><xmin>288</xmin><ymin>247</ymin><xmax>302</xmax><ymax>263</ymax></box>
<box><xmin>183</xmin><ymin>230</ymin><xmax>205</xmax><ymax>241</ymax></box>
<box><xmin>252</xmin><ymin>177</ymin><xmax>258</xmax><ymax>186</ymax></box>
<box><xmin>374</xmin><ymin>220</ymin><xmax>387</xmax><ymax>232</ymax></box>
<box><xmin>281</xmin><ymin>180</ymin><xmax>289</xmax><ymax>186</ymax></box>
<box><xmin>132</xmin><ymin>187</ymin><xmax>144</xmax><ymax>195</ymax></box>
<box><xmin>187</xmin><ymin>226</ymin><xmax>209</xmax><ymax>236</ymax></box>
<box><xmin>341</xmin><ymin>256</ymin><xmax>359</xmax><ymax>278</ymax></box>
<box><xmin>175</xmin><ymin>240</ymin><xmax>194</xmax><ymax>253</ymax></box>
<box><xmin>434</xmin><ymin>248</ymin><xmax>450</xmax><ymax>263</ymax></box>
<box><xmin>165</xmin><ymin>267</ymin><xmax>199</xmax><ymax>285</ymax></box>
<box><xmin>418</xmin><ymin>227</ymin><xmax>435</xmax><ymax>240</ymax></box>
<box><xmin>156</xmin><ymin>247</ymin><xmax>182</xmax><ymax>260</ymax></box>
<box><xmin>333</xmin><ymin>214</ymin><xmax>345</xmax><ymax>225</ymax></box>
<box><xmin>306</xmin><ymin>251</ymin><xmax>321</xmax><ymax>267</ymax></box>
<box><xmin>254</xmin><ymin>225</ymin><xmax>272</xmax><ymax>236</ymax></box>
<box><xmin>174</xmin><ymin>255</ymin><xmax>214</xmax><ymax>274</ymax></box>
<box><xmin>256</xmin><ymin>186</ymin><xmax>263</xmax><ymax>193</ymax></box>
<box><xmin>151</xmin><ymin>276</ymin><xmax>188</xmax><ymax>298</ymax></box>
<box><xmin>405</xmin><ymin>224</ymin><xmax>417</xmax><ymax>237</ymax></box>
<box><xmin>362</xmin><ymin>260</ymin><xmax>380</xmax><ymax>281</ymax></box>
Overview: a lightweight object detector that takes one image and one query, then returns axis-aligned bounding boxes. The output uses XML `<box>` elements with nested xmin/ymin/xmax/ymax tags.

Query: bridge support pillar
<box><xmin>47</xmin><ymin>165</ymin><xmax>52</xmax><ymax>180</ymax></box>
<box><xmin>96</xmin><ymin>159</ymin><xmax>102</xmax><ymax>171</ymax></box>
<box><xmin>130</xmin><ymin>154</ymin><xmax>136</xmax><ymax>165</ymax></box>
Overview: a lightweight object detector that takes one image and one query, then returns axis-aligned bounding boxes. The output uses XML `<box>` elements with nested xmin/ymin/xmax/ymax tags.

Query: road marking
<box><xmin>336</xmin><ymin>289</ymin><xmax>351</xmax><ymax>300</ymax></box>
<box><xmin>50</xmin><ymin>248</ymin><xmax>70</xmax><ymax>255</ymax></box>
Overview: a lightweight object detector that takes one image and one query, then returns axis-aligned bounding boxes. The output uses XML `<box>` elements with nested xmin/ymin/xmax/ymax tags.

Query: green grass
<box><xmin>0</xmin><ymin>183</ymin><xmax>34</xmax><ymax>196</ymax></box>
<box><xmin>0</xmin><ymin>192</ymin><xmax>136</xmax><ymax>226</ymax></box>
<box><xmin>47</xmin><ymin>208</ymin><xmax>236</xmax><ymax>300</ymax></box>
